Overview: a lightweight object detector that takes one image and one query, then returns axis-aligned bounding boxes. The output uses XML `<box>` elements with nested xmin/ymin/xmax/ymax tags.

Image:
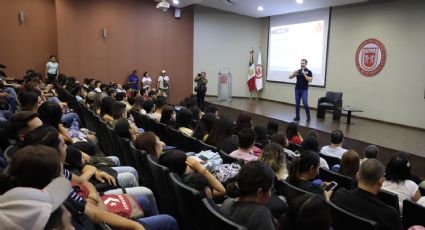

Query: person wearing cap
<box><xmin>0</xmin><ymin>145</ymin><xmax>73</xmax><ymax>230</ymax></box>
<box><xmin>157</xmin><ymin>70</ymin><xmax>170</xmax><ymax>96</ymax></box>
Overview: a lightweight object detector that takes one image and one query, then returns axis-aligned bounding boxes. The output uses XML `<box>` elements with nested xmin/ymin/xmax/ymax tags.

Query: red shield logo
<box><xmin>355</xmin><ymin>38</ymin><xmax>387</xmax><ymax>77</ymax></box>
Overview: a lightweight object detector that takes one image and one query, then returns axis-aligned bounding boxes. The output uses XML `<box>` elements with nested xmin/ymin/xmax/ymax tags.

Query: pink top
<box><xmin>230</xmin><ymin>149</ymin><xmax>258</xmax><ymax>163</ymax></box>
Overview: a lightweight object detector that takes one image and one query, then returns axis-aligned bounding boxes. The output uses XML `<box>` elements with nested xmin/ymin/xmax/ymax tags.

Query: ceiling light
<box><xmin>296</xmin><ymin>0</ymin><xmax>304</xmax><ymax>4</ymax></box>
<box><xmin>257</xmin><ymin>6</ymin><xmax>264</xmax><ymax>12</ymax></box>
<box><xmin>172</xmin><ymin>0</ymin><xmax>179</xmax><ymax>5</ymax></box>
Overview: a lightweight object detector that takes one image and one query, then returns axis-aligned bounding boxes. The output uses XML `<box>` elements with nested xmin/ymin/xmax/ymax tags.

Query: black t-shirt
<box><xmin>295</xmin><ymin>68</ymin><xmax>313</xmax><ymax>90</ymax></box>
<box><xmin>331</xmin><ymin>188</ymin><xmax>402</xmax><ymax>230</ymax></box>
<box><xmin>221</xmin><ymin>199</ymin><xmax>276</xmax><ymax>230</ymax></box>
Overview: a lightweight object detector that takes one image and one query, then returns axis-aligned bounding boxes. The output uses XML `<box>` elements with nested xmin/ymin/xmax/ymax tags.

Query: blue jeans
<box><xmin>138</xmin><ymin>214</ymin><xmax>179</xmax><ymax>230</ymax></box>
<box><xmin>295</xmin><ymin>89</ymin><xmax>311</xmax><ymax>119</ymax></box>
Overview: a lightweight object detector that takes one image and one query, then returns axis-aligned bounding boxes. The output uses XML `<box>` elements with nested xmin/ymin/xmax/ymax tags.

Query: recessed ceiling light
<box><xmin>173</xmin><ymin>0</ymin><xmax>179</xmax><ymax>5</ymax></box>
<box><xmin>257</xmin><ymin>6</ymin><xmax>264</xmax><ymax>11</ymax></box>
<box><xmin>296</xmin><ymin>0</ymin><xmax>304</xmax><ymax>4</ymax></box>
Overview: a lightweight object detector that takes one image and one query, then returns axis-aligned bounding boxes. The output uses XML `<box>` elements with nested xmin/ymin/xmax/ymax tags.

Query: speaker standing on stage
<box><xmin>194</xmin><ymin>71</ymin><xmax>208</xmax><ymax>110</ymax></box>
<box><xmin>45</xmin><ymin>55</ymin><xmax>59</xmax><ymax>84</ymax></box>
<box><xmin>289</xmin><ymin>59</ymin><xmax>312</xmax><ymax>123</ymax></box>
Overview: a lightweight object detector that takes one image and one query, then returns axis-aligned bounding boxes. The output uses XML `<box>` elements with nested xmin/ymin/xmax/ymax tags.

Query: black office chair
<box><xmin>201</xmin><ymin>198</ymin><xmax>247</xmax><ymax>230</ymax></box>
<box><xmin>328</xmin><ymin>200</ymin><xmax>379</xmax><ymax>230</ymax></box>
<box><xmin>317</xmin><ymin>91</ymin><xmax>343</xmax><ymax>121</ymax></box>
<box><xmin>319</xmin><ymin>167</ymin><xmax>357</xmax><ymax>190</ymax></box>
<box><xmin>377</xmin><ymin>190</ymin><xmax>400</xmax><ymax>215</ymax></box>
<box><xmin>402</xmin><ymin>199</ymin><xmax>425</xmax><ymax>229</ymax></box>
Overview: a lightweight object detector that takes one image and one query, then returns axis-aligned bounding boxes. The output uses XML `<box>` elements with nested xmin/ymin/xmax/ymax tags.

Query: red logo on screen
<box><xmin>355</xmin><ymin>38</ymin><xmax>387</xmax><ymax>77</ymax></box>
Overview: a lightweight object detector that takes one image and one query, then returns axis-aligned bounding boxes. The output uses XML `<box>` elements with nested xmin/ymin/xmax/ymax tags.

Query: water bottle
<box><xmin>70</xmin><ymin>118</ymin><xmax>79</xmax><ymax>138</ymax></box>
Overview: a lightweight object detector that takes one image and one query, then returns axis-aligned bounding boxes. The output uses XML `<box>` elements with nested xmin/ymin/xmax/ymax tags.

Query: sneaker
<box><xmin>293</xmin><ymin>117</ymin><xmax>300</xmax><ymax>122</ymax></box>
<box><xmin>306</xmin><ymin>117</ymin><xmax>311</xmax><ymax>122</ymax></box>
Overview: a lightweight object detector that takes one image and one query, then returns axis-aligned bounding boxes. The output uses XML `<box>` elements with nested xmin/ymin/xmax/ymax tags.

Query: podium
<box><xmin>217</xmin><ymin>68</ymin><xmax>232</xmax><ymax>102</ymax></box>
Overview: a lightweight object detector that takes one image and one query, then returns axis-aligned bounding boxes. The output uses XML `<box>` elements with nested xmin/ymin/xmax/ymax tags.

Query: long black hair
<box><xmin>287</xmin><ymin>150</ymin><xmax>320</xmax><ymax>185</ymax></box>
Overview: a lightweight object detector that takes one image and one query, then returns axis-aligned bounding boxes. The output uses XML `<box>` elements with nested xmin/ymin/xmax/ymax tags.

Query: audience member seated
<box><xmin>0</xmin><ymin>147</ymin><xmax>73</xmax><ymax>229</ymax></box>
<box><xmin>287</xmin><ymin>150</ymin><xmax>332</xmax><ymax>199</ymax></box>
<box><xmin>331</xmin><ymin>159</ymin><xmax>403</xmax><ymax>230</ymax></box>
<box><xmin>131</xmin><ymin>95</ymin><xmax>146</xmax><ymax>114</ymax></box>
<box><xmin>230</xmin><ymin>128</ymin><xmax>258</xmax><ymax>163</ymax></box>
<box><xmin>336</xmin><ymin>150</ymin><xmax>360</xmax><ymax>180</ymax></box>
<box><xmin>150</xmin><ymin>96</ymin><xmax>167</xmax><ymax>122</ymax></box>
<box><xmin>111</xmin><ymin>101</ymin><xmax>128</xmax><ymax>127</ymax></box>
<box><xmin>158</xmin><ymin>150</ymin><xmax>226</xmax><ymax>198</ymax></box>
<box><xmin>270</xmin><ymin>132</ymin><xmax>297</xmax><ymax>160</ymax></box>
<box><xmin>205</xmin><ymin>105</ymin><xmax>219</xmax><ymax>118</ymax></box>
<box><xmin>233</xmin><ymin>111</ymin><xmax>252</xmax><ymax>136</ymax></box>
<box><xmin>134</xmin><ymin>131</ymin><xmax>165</xmax><ymax>159</ymax></box>
<box><xmin>99</xmin><ymin>96</ymin><xmax>115</xmax><ymax>123</ymax></box>
<box><xmin>192</xmin><ymin>112</ymin><xmax>217</xmax><ymax>141</ymax></box>
<box><xmin>175</xmin><ymin>108</ymin><xmax>194</xmax><ymax>136</ymax></box>
<box><xmin>143</xmin><ymin>99</ymin><xmax>155</xmax><ymax>117</ymax></box>
<box><xmin>254</xmin><ymin>125</ymin><xmax>269</xmax><ymax>150</ymax></box>
<box><xmin>360</xmin><ymin>144</ymin><xmax>380</xmax><ymax>164</ymax></box>
<box><xmin>205</xmin><ymin>115</ymin><xmax>238</xmax><ymax>154</ymax></box>
<box><xmin>266</xmin><ymin>120</ymin><xmax>279</xmax><ymax>140</ymax></box>
<box><xmin>159</xmin><ymin>105</ymin><xmax>176</xmax><ymax>127</ymax></box>
<box><xmin>18</xmin><ymin>90</ymin><xmax>41</xmax><ymax>112</ymax></box>
<box><xmin>320</xmin><ymin>129</ymin><xmax>347</xmax><ymax>159</ymax></box>
<box><xmin>259</xmin><ymin>143</ymin><xmax>289</xmax><ymax>218</ymax></box>
<box><xmin>221</xmin><ymin>161</ymin><xmax>276</xmax><ymax>230</ymax></box>
<box><xmin>286</xmin><ymin>122</ymin><xmax>303</xmax><ymax>145</ymax></box>
<box><xmin>278</xmin><ymin>194</ymin><xmax>331</xmax><ymax>230</ymax></box>
<box><xmin>300</xmin><ymin>136</ymin><xmax>329</xmax><ymax>169</ymax></box>
<box><xmin>115</xmin><ymin>91</ymin><xmax>131</xmax><ymax>112</ymax></box>
<box><xmin>22</xmin><ymin>126</ymin><xmax>177</xmax><ymax>230</ymax></box>
<box><xmin>4</xmin><ymin>111</ymin><xmax>43</xmax><ymax>162</ymax></box>
<box><xmin>382</xmin><ymin>152</ymin><xmax>423</xmax><ymax>212</ymax></box>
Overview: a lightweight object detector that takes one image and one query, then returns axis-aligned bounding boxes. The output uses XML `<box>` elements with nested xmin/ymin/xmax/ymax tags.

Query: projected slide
<box><xmin>267</xmin><ymin>9</ymin><xmax>329</xmax><ymax>87</ymax></box>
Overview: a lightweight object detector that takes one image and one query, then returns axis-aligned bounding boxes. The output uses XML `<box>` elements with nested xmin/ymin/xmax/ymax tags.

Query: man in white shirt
<box><xmin>320</xmin><ymin>129</ymin><xmax>347</xmax><ymax>159</ymax></box>
<box><xmin>45</xmin><ymin>55</ymin><xmax>59</xmax><ymax>84</ymax></box>
<box><xmin>157</xmin><ymin>70</ymin><xmax>170</xmax><ymax>96</ymax></box>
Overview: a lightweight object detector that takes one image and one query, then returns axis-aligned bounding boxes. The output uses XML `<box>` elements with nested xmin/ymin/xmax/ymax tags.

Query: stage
<box><xmin>205</xmin><ymin>96</ymin><xmax>425</xmax><ymax>178</ymax></box>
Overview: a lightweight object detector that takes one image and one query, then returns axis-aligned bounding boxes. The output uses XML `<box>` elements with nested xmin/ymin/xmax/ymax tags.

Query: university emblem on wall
<box><xmin>355</xmin><ymin>38</ymin><xmax>387</xmax><ymax>77</ymax></box>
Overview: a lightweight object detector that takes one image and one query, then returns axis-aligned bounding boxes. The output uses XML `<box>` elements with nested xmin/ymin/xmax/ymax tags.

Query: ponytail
<box><xmin>288</xmin><ymin>157</ymin><xmax>301</xmax><ymax>185</ymax></box>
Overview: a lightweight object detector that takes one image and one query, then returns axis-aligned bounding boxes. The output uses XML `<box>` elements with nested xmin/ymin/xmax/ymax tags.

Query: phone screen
<box><xmin>324</xmin><ymin>181</ymin><xmax>338</xmax><ymax>191</ymax></box>
<box><xmin>198</xmin><ymin>155</ymin><xmax>208</xmax><ymax>161</ymax></box>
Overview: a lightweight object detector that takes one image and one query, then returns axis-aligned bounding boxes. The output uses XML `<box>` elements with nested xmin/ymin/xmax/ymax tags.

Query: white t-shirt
<box><xmin>320</xmin><ymin>145</ymin><xmax>347</xmax><ymax>159</ymax></box>
<box><xmin>46</xmin><ymin>62</ymin><xmax>59</xmax><ymax>74</ymax></box>
<box><xmin>158</xmin><ymin>75</ymin><xmax>170</xmax><ymax>89</ymax></box>
<box><xmin>142</xmin><ymin>76</ymin><xmax>152</xmax><ymax>89</ymax></box>
<box><xmin>382</xmin><ymin>179</ymin><xmax>418</xmax><ymax>211</ymax></box>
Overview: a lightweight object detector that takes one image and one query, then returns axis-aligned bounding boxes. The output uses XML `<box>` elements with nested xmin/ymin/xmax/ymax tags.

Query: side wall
<box><xmin>56</xmin><ymin>0</ymin><xmax>194</xmax><ymax>104</ymax></box>
<box><xmin>0</xmin><ymin>0</ymin><xmax>58</xmax><ymax>78</ymax></box>
<box><xmin>194</xmin><ymin>0</ymin><xmax>425</xmax><ymax>129</ymax></box>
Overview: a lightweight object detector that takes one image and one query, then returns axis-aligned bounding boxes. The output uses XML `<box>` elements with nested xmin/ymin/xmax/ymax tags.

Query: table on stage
<box><xmin>342</xmin><ymin>106</ymin><xmax>363</xmax><ymax>125</ymax></box>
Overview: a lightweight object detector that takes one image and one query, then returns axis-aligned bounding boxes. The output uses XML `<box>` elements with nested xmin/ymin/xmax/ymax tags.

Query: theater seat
<box><xmin>317</xmin><ymin>91</ymin><xmax>343</xmax><ymax>121</ymax></box>
<box><xmin>328</xmin><ymin>200</ymin><xmax>378</xmax><ymax>230</ymax></box>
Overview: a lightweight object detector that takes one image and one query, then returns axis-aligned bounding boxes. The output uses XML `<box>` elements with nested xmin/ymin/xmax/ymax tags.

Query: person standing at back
<box><xmin>194</xmin><ymin>71</ymin><xmax>208</xmax><ymax>110</ymax></box>
<box><xmin>45</xmin><ymin>55</ymin><xmax>60</xmax><ymax>84</ymax></box>
<box><xmin>157</xmin><ymin>70</ymin><xmax>170</xmax><ymax>97</ymax></box>
<box><xmin>289</xmin><ymin>59</ymin><xmax>312</xmax><ymax>123</ymax></box>
<box><xmin>127</xmin><ymin>70</ymin><xmax>140</xmax><ymax>90</ymax></box>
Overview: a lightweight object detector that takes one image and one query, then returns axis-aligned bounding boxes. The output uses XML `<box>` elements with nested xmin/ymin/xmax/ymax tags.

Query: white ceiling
<box><xmin>168</xmin><ymin>0</ymin><xmax>372</xmax><ymax>18</ymax></box>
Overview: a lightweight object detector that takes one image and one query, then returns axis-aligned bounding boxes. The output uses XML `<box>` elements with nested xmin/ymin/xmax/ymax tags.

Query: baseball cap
<box><xmin>0</xmin><ymin>177</ymin><xmax>72</xmax><ymax>230</ymax></box>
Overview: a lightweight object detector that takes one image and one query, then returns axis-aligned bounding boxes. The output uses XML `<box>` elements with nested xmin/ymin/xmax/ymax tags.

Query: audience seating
<box><xmin>317</xmin><ymin>91</ymin><xmax>343</xmax><ymax>121</ymax></box>
<box><xmin>419</xmin><ymin>187</ymin><xmax>425</xmax><ymax>196</ymax></box>
<box><xmin>145</xmin><ymin>154</ymin><xmax>179</xmax><ymax>217</ymax></box>
<box><xmin>287</xmin><ymin>143</ymin><xmax>301</xmax><ymax>152</ymax></box>
<box><xmin>319</xmin><ymin>153</ymin><xmax>341</xmax><ymax>169</ymax></box>
<box><xmin>328</xmin><ymin>200</ymin><xmax>379</xmax><ymax>230</ymax></box>
<box><xmin>168</xmin><ymin>172</ymin><xmax>246</xmax><ymax>230</ymax></box>
<box><xmin>319</xmin><ymin>167</ymin><xmax>357</xmax><ymax>190</ymax></box>
<box><xmin>218</xmin><ymin>149</ymin><xmax>244</xmax><ymax>165</ymax></box>
<box><xmin>402</xmin><ymin>199</ymin><xmax>425</xmax><ymax>229</ymax></box>
<box><xmin>377</xmin><ymin>189</ymin><xmax>400</xmax><ymax>215</ymax></box>
<box><xmin>129</xmin><ymin>144</ymin><xmax>154</xmax><ymax>189</ymax></box>
<box><xmin>280</xmin><ymin>179</ymin><xmax>314</xmax><ymax>201</ymax></box>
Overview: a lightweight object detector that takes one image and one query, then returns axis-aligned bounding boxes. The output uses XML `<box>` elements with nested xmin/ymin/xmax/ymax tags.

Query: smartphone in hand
<box><xmin>324</xmin><ymin>181</ymin><xmax>338</xmax><ymax>192</ymax></box>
